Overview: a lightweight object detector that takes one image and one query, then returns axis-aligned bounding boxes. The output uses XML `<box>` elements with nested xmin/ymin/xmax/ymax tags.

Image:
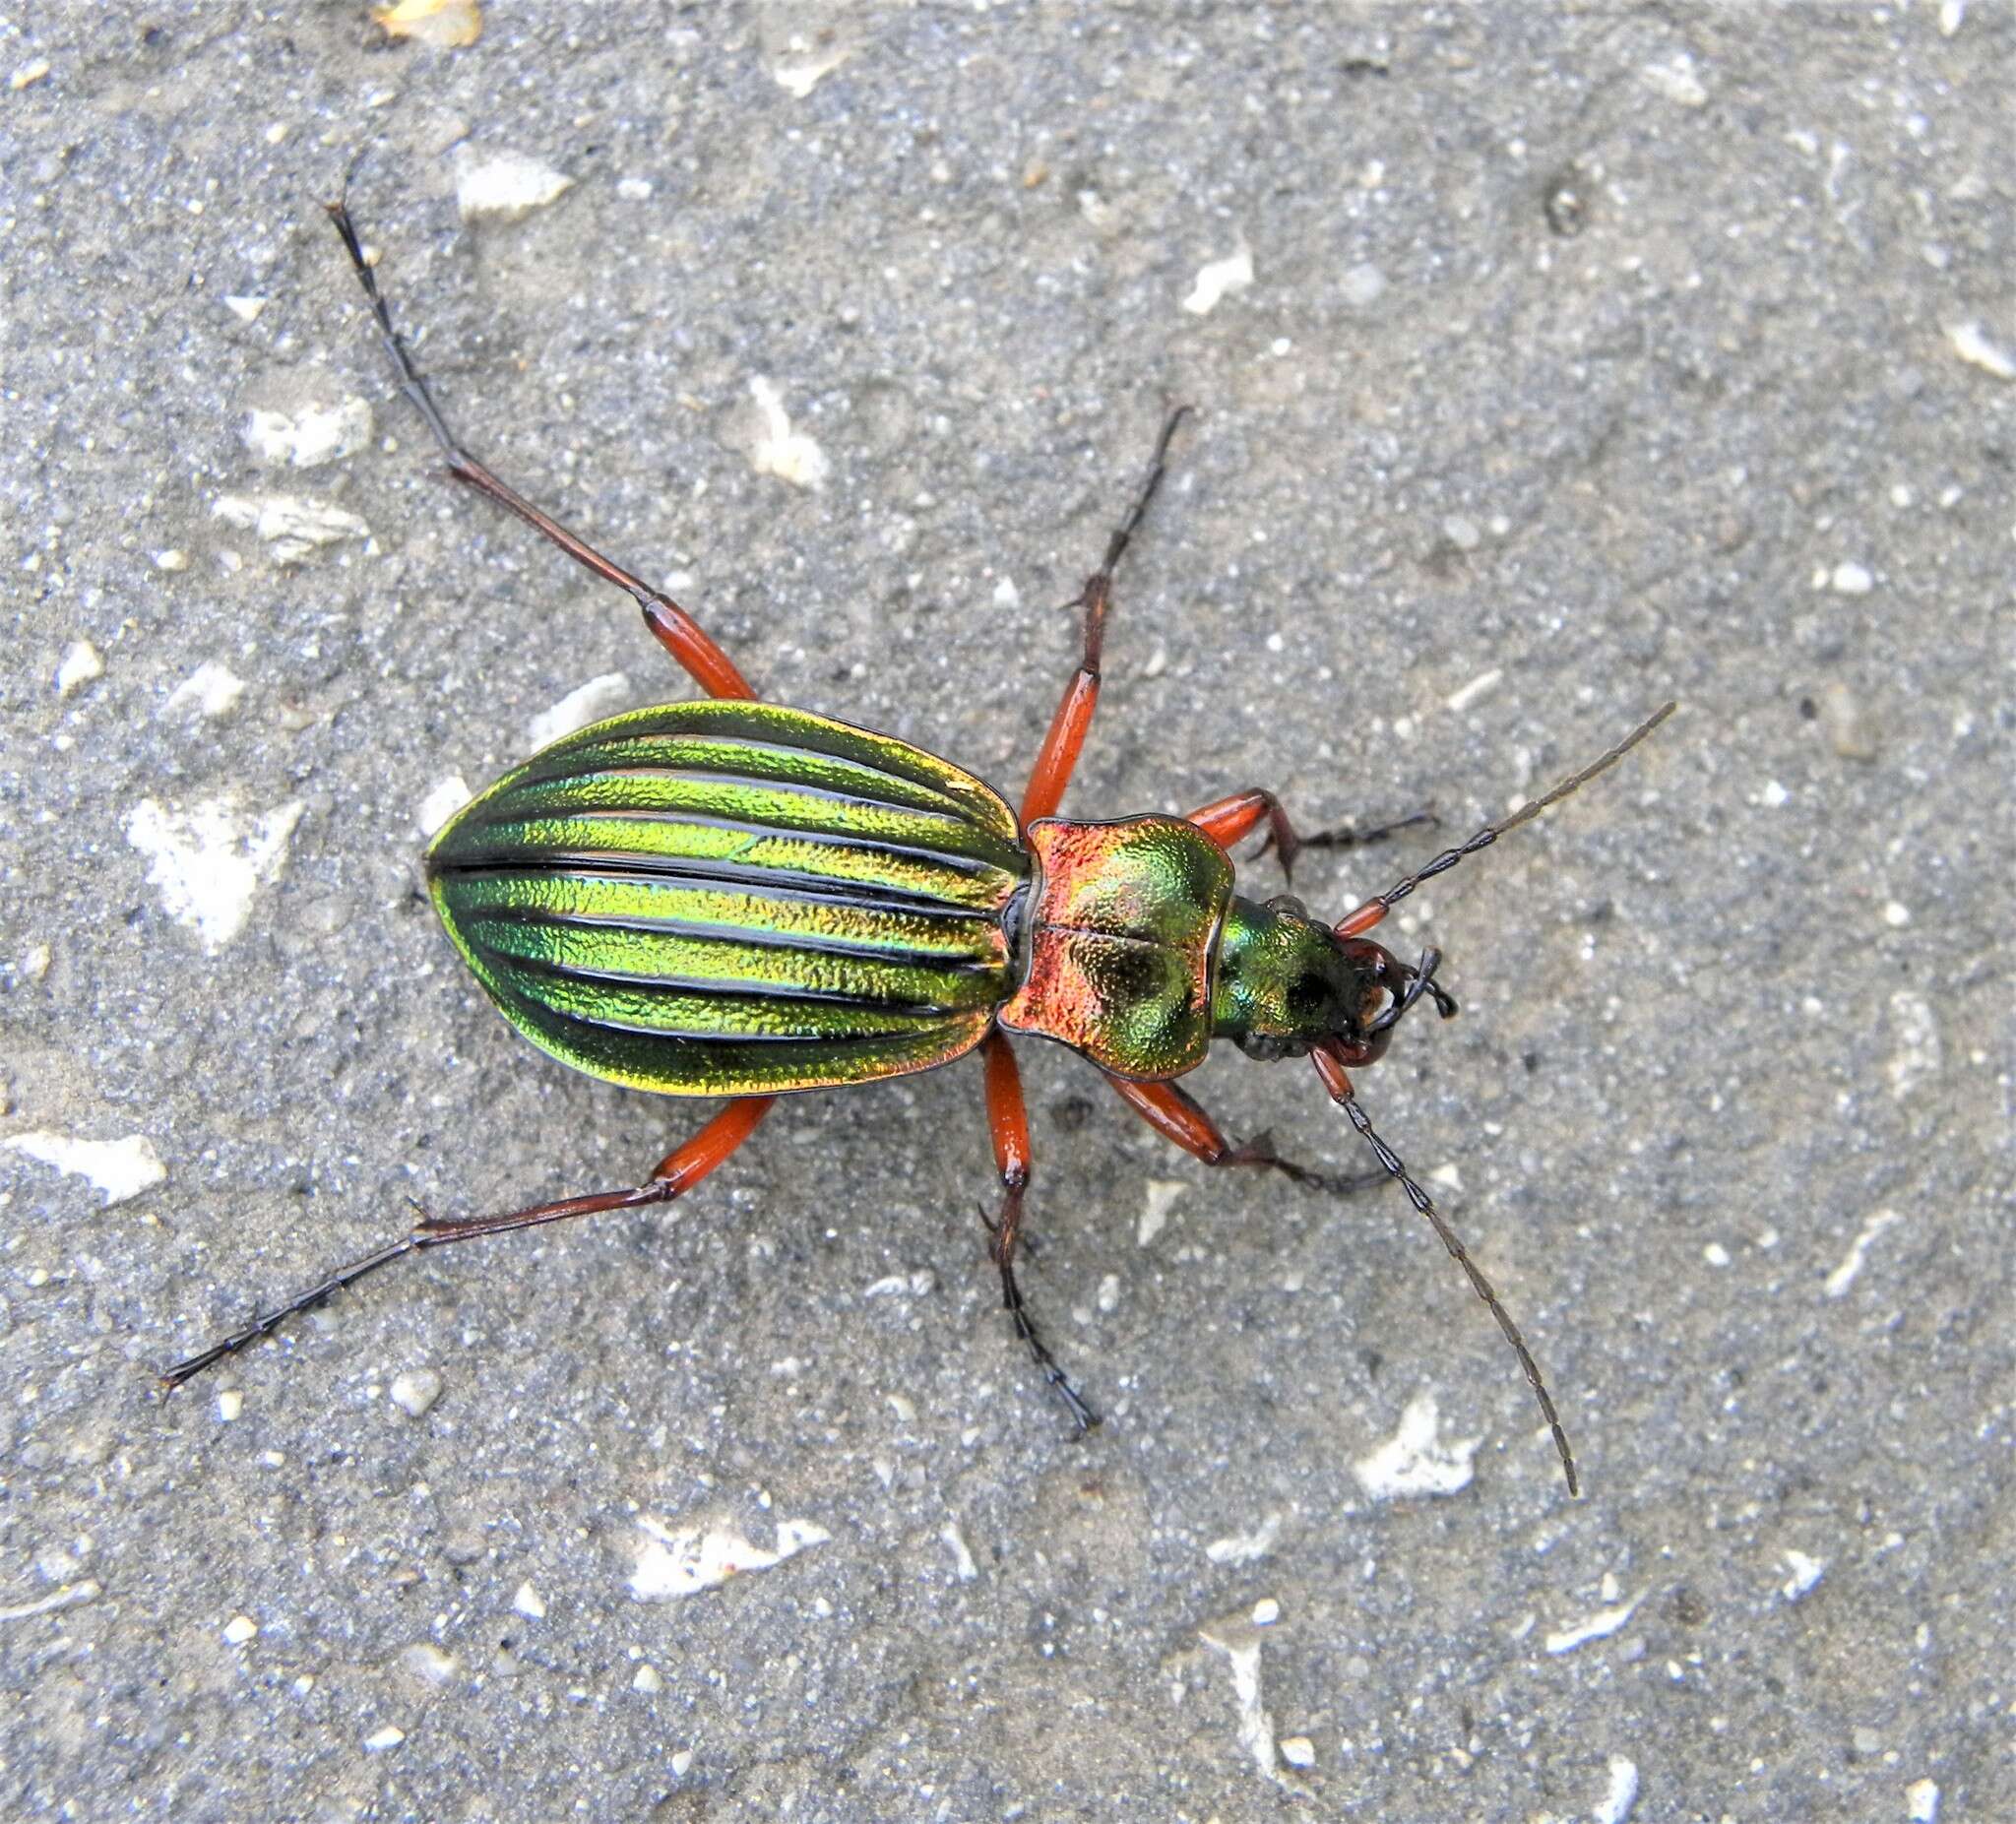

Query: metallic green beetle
<box><xmin>165</xmin><ymin>204</ymin><xmax>1672</xmax><ymax>1492</ymax></box>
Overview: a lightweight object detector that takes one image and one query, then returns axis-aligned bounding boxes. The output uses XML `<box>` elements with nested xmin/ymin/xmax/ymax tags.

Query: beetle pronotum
<box><xmin>164</xmin><ymin>199</ymin><xmax>1674</xmax><ymax>1495</ymax></box>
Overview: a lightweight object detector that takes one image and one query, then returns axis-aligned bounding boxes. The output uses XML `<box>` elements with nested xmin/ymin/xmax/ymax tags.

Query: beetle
<box><xmin>163</xmin><ymin>200</ymin><xmax>1673</xmax><ymax>1494</ymax></box>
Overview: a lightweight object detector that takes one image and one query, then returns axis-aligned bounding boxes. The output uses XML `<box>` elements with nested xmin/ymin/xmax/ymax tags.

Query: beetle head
<box><xmin>1213</xmin><ymin>893</ymin><xmax>1456</xmax><ymax>1064</ymax></box>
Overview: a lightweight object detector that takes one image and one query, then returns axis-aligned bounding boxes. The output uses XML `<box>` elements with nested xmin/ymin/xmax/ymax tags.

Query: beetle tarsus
<box><xmin>999</xmin><ymin>1256</ymin><xmax>1102</xmax><ymax>1433</ymax></box>
<box><xmin>1226</xmin><ymin>1133</ymin><xmax>1389</xmax><ymax>1197</ymax></box>
<box><xmin>1095</xmin><ymin>403</ymin><xmax>1193</xmax><ymax>582</ymax></box>
<box><xmin>159</xmin><ymin>1233</ymin><xmax>421</xmax><ymax>1391</ymax></box>
<box><xmin>1185</xmin><ymin>789</ymin><xmax>1434</xmax><ymax>885</ymax></box>
<box><xmin>987</xmin><ymin>1194</ymin><xmax>1100</xmax><ymax>1430</ymax></box>
<box><xmin>325</xmin><ymin>197</ymin><xmax>755</xmax><ymax>701</ymax></box>
<box><xmin>161</xmin><ymin>1101</ymin><xmax>775</xmax><ymax>1391</ymax></box>
<box><xmin>1266</xmin><ymin>806</ymin><xmax>1438</xmax><ymax>881</ymax></box>
<box><xmin>1019</xmin><ymin>407</ymin><xmax>1194</xmax><ymax>826</ymax></box>
<box><xmin>977</xmin><ymin>1032</ymin><xmax>1097</xmax><ymax>1426</ymax></box>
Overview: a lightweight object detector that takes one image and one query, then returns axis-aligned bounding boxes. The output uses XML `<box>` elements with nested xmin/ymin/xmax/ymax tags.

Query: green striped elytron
<box><xmin>164</xmin><ymin>201</ymin><xmax>1675</xmax><ymax>1495</ymax></box>
<box><xmin>427</xmin><ymin>701</ymin><xmax>1028</xmax><ymax>1097</ymax></box>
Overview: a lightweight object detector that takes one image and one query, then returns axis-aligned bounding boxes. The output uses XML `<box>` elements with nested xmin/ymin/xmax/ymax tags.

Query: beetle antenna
<box><xmin>1311</xmin><ymin>1043</ymin><xmax>1579</xmax><ymax>1496</ymax></box>
<box><xmin>1337</xmin><ymin>701</ymin><xmax>1675</xmax><ymax>936</ymax></box>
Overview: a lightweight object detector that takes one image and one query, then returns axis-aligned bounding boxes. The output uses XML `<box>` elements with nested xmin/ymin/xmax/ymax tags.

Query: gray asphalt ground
<box><xmin>4</xmin><ymin>5</ymin><xmax>2010</xmax><ymax>1820</ymax></box>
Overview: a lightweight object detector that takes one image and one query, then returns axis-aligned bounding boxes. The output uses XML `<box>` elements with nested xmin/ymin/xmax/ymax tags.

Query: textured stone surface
<box><xmin>3</xmin><ymin>7</ymin><xmax>2009</xmax><ymax>1820</ymax></box>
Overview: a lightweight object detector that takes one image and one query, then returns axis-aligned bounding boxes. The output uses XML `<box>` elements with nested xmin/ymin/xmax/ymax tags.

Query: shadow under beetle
<box><xmin>165</xmin><ymin>200</ymin><xmax>1675</xmax><ymax>1495</ymax></box>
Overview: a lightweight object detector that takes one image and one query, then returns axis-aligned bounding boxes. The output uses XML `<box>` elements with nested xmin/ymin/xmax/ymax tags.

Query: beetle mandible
<box><xmin>164</xmin><ymin>201</ymin><xmax>1675</xmax><ymax>1495</ymax></box>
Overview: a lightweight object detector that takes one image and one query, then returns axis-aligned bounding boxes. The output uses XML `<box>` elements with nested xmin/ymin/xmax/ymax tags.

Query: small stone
<box><xmin>526</xmin><ymin>674</ymin><xmax>633</xmax><ymax>748</ymax></box>
<box><xmin>1945</xmin><ymin>320</ymin><xmax>2014</xmax><ymax>381</ymax></box>
<box><xmin>632</xmin><ymin>1664</ymin><xmax>663</xmax><ymax>1693</ymax></box>
<box><xmin>1816</xmin><ymin>679</ymin><xmax>1876</xmax><ymax>760</ymax></box>
<box><xmin>10</xmin><ymin>57</ymin><xmax>51</xmax><ymax>91</ymax></box>
<box><xmin>1829</xmin><ymin>561</ymin><xmax>1873</xmax><ymax>595</ymax></box>
<box><xmin>1354</xmin><ymin>1394</ymin><xmax>1483</xmax><ymax>1491</ymax></box>
<box><xmin>217</xmin><ymin>1390</ymin><xmax>243</xmax><ymax>1421</ymax></box>
<box><xmin>222</xmin><ymin>1614</ymin><xmax>259</xmax><ymax>1645</ymax></box>
<box><xmin>1139</xmin><ymin>1179</ymin><xmax>1185</xmax><ymax>1247</ymax></box>
<box><xmin>1595</xmin><ymin>1755</ymin><xmax>1640</xmax><ymax>1824</ymax></box>
<box><xmin>362</xmin><ymin>1725</ymin><xmax>406</xmax><ymax>1752</ymax></box>
<box><xmin>415</xmin><ymin>777</ymin><xmax>473</xmax><ymax>839</ymax></box>
<box><xmin>1641</xmin><ymin>52</ymin><xmax>1708</xmax><ymax>107</ymax></box>
<box><xmin>155</xmin><ymin>548</ymin><xmax>190</xmax><ymax>572</ymax></box>
<box><xmin>56</xmin><ymin>641</ymin><xmax>104</xmax><ymax>698</ymax></box>
<box><xmin>389</xmin><ymin>1369</ymin><xmax>442</xmax><ymax>1416</ymax></box>
<box><xmin>1340</xmin><ymin>262</ymin><xmax>1387</xmax><ymax>307</ymax></box>
<box><xmin>1444</xmin><ymin>667</ymin><xmax>1501</xmax><ymax>714</ymax></box>
<box><xmin>1544</xmin><ymin>170</ymin><xmax>1588</xmax><ymax>237</ymax></box>
<box><xmin>454</xmin><ymin>148</ymin><xmax>573</xmax><ymax>222</ymax></box>
<box><xmin>512</xmin><ymin>1581</ymin><xmax>546</xmax><ymax>1619</ymax></box>
<box><xmin>401</xmin><ymin>1643</ymin><xmax>458</xmax><ymax>1684</ymax></box>
<box><xmin>1182</xmin><ymin>247</ymin><xmax>1254</xmax><ymax>316</ymax></box>
<box><xmin>1780</xmin><ymin>1549</ymin><xmax>1825</xmax><ymax>1602</ymax></box>
<box><xmin>6</xmin><ymin>1131</ymin><xmax>166</xmax><ymax>1207</ymax></box>
<box><xmin>243</xmin><ymin>399</ymin><xmax>374</xmax><ymax>470</ymax></box>
<box><xmin>773</xmin><ymin>43</ymin><xmax>851</xmax><ymax>97</ymax></box>
<box><xmin>746</xmin><ymin>377</ymin><xmax>829</xmax><ymax>490</ymax></box>
<box><xmin>212</xmin><ymin>493</ymin><xmax>369</xmax><ymax>564</ymax></box>
<box><xmin>165</xmin><ymin>661</ymin><xmax>246</xmax><ymax>720</ymax></box>
<box><xmin>1280</xmin><ymin>1735</ymin><xmax>1316</xmax><ymax>1768</ymax></box>
<box><xmin>373</xmin><ymin>0</ymin><xmax>484</xmax><ymax>48</ymax></box>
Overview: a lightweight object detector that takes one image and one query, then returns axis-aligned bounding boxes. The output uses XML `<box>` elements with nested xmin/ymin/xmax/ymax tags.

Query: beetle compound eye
<box><xmin>1286</xmin><ymin>974</ymin><xmax>1326</xmax><ymax>1019</ymax></box>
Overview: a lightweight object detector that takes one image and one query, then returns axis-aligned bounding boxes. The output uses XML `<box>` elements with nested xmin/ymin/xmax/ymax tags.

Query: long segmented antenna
<box><xmin>1337</xmin><ymin>702</ymin><xmax>1675</xmax><ymax>937</ymax></box>
<box><xmin>1311</xmin><ymin>1043</ymin><xmax>1578</xmax><ymax>1495</ymax></box>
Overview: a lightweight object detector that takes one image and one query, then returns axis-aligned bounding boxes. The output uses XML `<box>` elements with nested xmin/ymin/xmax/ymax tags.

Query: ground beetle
<box><xmin>165</xmin><ymin>201</ymin><xmax>1674</xmax><ymax>1494</ymax></box>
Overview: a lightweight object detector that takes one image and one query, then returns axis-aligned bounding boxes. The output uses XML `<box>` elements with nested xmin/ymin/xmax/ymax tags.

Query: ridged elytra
<box><xmin>162</xmin><ymin>198</ymin><xmax>1675</xmax><ymax>1495</ymax></box>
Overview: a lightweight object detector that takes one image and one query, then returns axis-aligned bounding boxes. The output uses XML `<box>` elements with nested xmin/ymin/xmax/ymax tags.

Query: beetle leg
<box><xmin>1184</xmin><ymin>790</ymin><xmax>1435</xmax><ymax>886</ymax></box>
<box><xmin>979</xmin><ymin>1031</ymin><xmax>1099</xmax><ymax>1432</ymax></box>
<box><xmin>1103</xmin><ymin>1073</ymin><xmax>1387</xmax><ymax>1195</ymax></box>
<box><xmin>325</xmin><ymin>201</ymin><xmax>755</xmax><ymax>702</ymax></box>
<box><xmin>1019</xmin><ymin>408</ymin><xmax>1191</xmax><ymax>826</ymax></box>
<box><xmin>160</xmin><ymin>1098</ymin><xmax>775</xmax><ymax>1390</ymax></box>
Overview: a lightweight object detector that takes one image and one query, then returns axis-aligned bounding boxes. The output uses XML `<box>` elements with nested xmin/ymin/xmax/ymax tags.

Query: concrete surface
<box><xmin>3</xmin><ymin>6</ymin><xmax>2010</xmax><ymax>1820</ymax></box>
